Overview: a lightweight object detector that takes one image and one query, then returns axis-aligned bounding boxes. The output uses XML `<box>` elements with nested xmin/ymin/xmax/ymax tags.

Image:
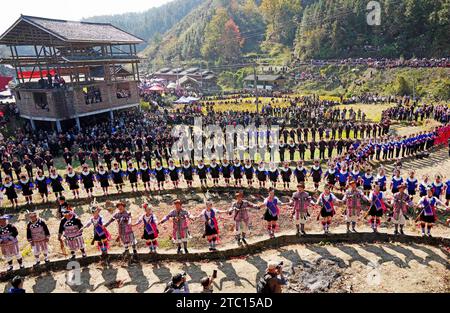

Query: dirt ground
<box><xmin>0</xmin><ymin>242</ymin><xmax>447</xmax><ymax>293</ymax></box>
<box><xmin>1</xmin><ymin>145</ymin><xmax>449</xmax><ymax>265</ymax></box>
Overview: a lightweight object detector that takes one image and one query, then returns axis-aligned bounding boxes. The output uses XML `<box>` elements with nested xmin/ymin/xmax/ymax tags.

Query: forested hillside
<box><xmin>141</xmin><ymin>0</ymin><xmax>449</xmax><ymax>69</ymax></box>
<box><xmin>83</xmin><ymin>0</ymin><xmax>204</xmax><ymax>49</ymax></box>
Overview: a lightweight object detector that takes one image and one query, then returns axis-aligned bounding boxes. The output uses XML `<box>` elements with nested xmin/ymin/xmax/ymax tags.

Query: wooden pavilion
<box><xmin>0</xmin><ymin>15</ymin><xmax>144</xmax><ymax>131</ymax></box>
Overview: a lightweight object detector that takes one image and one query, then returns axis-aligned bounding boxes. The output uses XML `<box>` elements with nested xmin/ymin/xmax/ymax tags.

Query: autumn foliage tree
<box><xmin>202</xmin><ymin>8</ymin><xmax>244</xmax><ymax>64</ymax></box>
<box><xmin>221</xmin><ymin>18</ymin><xmax>245</xmax><ymax>62</ymax></box>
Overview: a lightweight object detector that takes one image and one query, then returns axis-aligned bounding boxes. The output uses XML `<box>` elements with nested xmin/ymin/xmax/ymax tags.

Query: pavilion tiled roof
<box><xmin>0</xmin><ymin>15</ymin><xmax>144</xmax><ymax>45</ymax></box>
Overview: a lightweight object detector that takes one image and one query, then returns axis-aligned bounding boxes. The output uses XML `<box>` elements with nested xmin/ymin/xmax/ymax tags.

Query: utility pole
<box><xmin>253</xmin><ymin>63</ymin><xmax>259</xmax><ymax>112</ymax></box>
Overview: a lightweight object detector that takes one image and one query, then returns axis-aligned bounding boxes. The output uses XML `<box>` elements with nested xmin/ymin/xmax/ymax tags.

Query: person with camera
<box><xmin>164</xmin><ymin>272</ymin><xmax>190</xmax><ymax>293</ymax></box>
<box><xmin>200</xmin><ymin>270</ymin><xmax>218</xmax><ymax>293</ymax></box>
<box><xmin>256</xmin><ymin>261</ymin><xmax>287</xmax><ymax>293</ymax></box>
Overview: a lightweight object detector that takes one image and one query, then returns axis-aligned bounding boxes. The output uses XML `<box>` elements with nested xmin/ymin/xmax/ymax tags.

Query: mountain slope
<box><xmin>141</xmin><ymin>0</ymin><xmax>449</xmax><ymax>69</ymax></box>
<box><xmin>83</xmin><ymin>0</ymin><xmax>204</xmax><ymax>50</ymax></box>
<box><xmin>142</xmin><ymin>0</ymin><xmax>267</xmax><ymax>69</ymax></box>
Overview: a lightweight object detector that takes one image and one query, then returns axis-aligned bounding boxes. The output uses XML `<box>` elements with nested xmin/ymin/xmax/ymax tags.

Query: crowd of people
<box><xmin>0</xmin><ymin>89</ymin><xmax>449</xmax><ymax>276</ymax></box>
<box><xmin>300</xmin><ymin>58</ymin><xmax>450</xmax><ymax>69</ymax></box>
<box><xmin>1</xmin><ymin>100</ymin><xmax>449</xmax><ymax>208</ymax></box>
<box><xmin>382</xmin><ymin>103</ymin><xmax>450</xmax><ymax>124</ymax></box>
<box><xmin>1</xmin><ymin>170</ymin><xmax>449</xmax><ymax>273</ymax></box>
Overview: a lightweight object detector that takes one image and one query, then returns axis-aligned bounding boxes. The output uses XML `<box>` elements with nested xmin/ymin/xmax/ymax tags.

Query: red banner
<box><xmin>435</xmin><ymin>124</ymin><xmax>450</xmax><ymax>145</ymax></box>
<box><xmin>18</xmin><ymin>69</ymin><xmax>56</xmax><ymax>79</ymax></box>
<box><xmin>0</xmin><ymin>76</ymin><xmax>12</xmax><ymax>91</ymax></box>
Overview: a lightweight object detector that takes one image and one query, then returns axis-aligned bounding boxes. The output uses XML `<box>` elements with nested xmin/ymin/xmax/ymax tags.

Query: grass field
<box><xmin>47</xmin><ymin>102</ymin><xmax>396</xmax><ymax>173</ymax></box>
<box><xmin>197</xmin><ymin>95</ymin><xmax>344</xmax><ymax>113</ymax></box>
<box><xmin>335</xmin><ymin>103</ymin><xmax>395</xmax><ymax>122</ymax></box>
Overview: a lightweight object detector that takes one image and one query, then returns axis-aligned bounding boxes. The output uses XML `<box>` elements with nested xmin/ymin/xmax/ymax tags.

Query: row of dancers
<box><xmin>1</xmin><ymin>157</ymin><xmax>449</xmax><ymax>207</ymax></box>
<box><xmin>1</xmin><ymin>182</ymin><xmax>449</xmax><ymax>272</ymax></box>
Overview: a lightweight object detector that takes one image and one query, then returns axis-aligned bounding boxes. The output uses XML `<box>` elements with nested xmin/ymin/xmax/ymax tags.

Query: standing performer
<box><xmin>0</xmin><ymin>215</ymin><xmax>24</xmax><ymax>271</ymax></box>
<box><xmin>289</xmin><ymin>184</ymin><xmax>314</xmax><ymax>235</ymax></box>
<box><xmin>367</xmin><ymin>185</ymin><xmax>389</xmax><ymax>233</ymax></box>
<box><xmin>111</xmin><ymin>162</ymin><xmax>125</xmax><ymax>193</ymax></box>
<box><xmin>126</xmin><ymin>161</ymin><xmax>139</xmax><ymax>193</ymax></box>
<box><xmin>153</xmin><ymin>161</ymin><xmax>167</xmax><ymax>191</ymax></box>
<box><xmin>58</xmin><ymin>209</ymin><xmax>86</xmax><ymax>260</ymax></box>
<box><xmin>342</xmin><ymin>180</ymin><xmax>369</xmax><ymax>233</ymax></box>
<box><xmin>294</xmin><ymin>161</ymin><xmax>307</xmax><ymax>184</ymax></box>
<box><xmin>181</xmin><ymin>160</ymin><xmax>194</xmax><ymax>189</ymax></box>
<box><xmin>390</xmin><ymin>183</ymin><xmax>413</xmax><ymax>235</ymax></box>
<box><xmin>197</xmin><ymin>160</ymin><xmax>208</xmax><ymax>188</ymax></box>
<box><xmin>406</xmin><ymin>171</ymin><xmax>418</xmax><ymax>197</ymax></box>
<box><xmin>361</xmin><ymin>168</ymin><xmax>374</xmax><ymax>196</ymax></box>
<box><xmin>416</xmin><ymin>188</ymin><xmax>449</xmax><ymax>237</ymax></box>
<box><xmin>18</xmin><ymin>174</ymin><xmax>34</xmax><ymax>205</ymax></box>
<box><xmin>419</xmin><ymin>175</ymin><xmax>432</xmax><ymax>197</ymax></box>
<box><xmin>209</xmin><ymin>159</ymin><xmax>220</xmax><ymax>187</ymax></box>
<box><xmin>337</xmin><ymin>165</ymin><xmax>350</xmax><ymax>191</ymax></box>
<box><xmin>316</xmin><ymin>185</ymin><xmax>342</xmax><ymax>234</ymax></box>
<box><xmin>49</xmin><ymin>167</ymin><xmax>64</xmax><ymax>199</ymax></box>
<box><xmin>262</xmin><ymin>188</ymin><xmax>287</xmax><ymax>239</ymax></box>
<box><xmin>232</xmin><ymin>159</ymin><xmax>244</xmax><ymax>187</ymax></box>
<box><xmin>80</xmin><ymin>164</ymin><xmax>95</xmax><ymax>198</ymax></box>
<box><xmin>96</xmin><ymin>164</ymin><xmax>110</xmax><ymax>196</ymax></box>
<box><xmin>255</xmin><ymin>161</ymin><xmax>268</xmax><ymax>189</ymax></box>
<box><xmin>228</xmin><ymin>191</ymin><xmax>260</xmax><ymax>245</ymax></box>
<box><xmin>350</xmin><ymin>166</ymin><xmax>362</xmax><ymax>187</ymax></box>
<box><xmin>390</xmin><ymin>169</ymin><xmax>404</xmax><ymax>194</ymax></box>
<box><xmin>376</xmin><ymin>168</ymin><xmax>387</xmax><ymax>191</ymax></box>
<box><xmin>65</xmin><ymin>166</ymin><xmax>80</xmax><ymax>199</ymax></box>
<box><xmin>197</xmin><ymin>201</ymin><xmax>224</xmax><ymax>251</ymax></box>
<box><xmin>35</xmin><ymin>170</ymin><xmax>49</xmax><ymax>203</ymax></box>
<box><xmin>431</xmin><ymin>175</ymin><xmax>444</xmax><ymax>199</ymax></box>
<box><xmin>26</xmin><ymin>211</ymin><xmax>50</xmax><ymax>266</ymax></box>
<box><xmin>159</xmin><ymin>200</ymin><xmax>194</xmax><ymax>254</ymax></box>
<box><xmin>139</xmin><ymin>161</ymin><xmax>152</xmax><ymax>192</ymax></box>
<box><xmin>310</xmin><ymin>160</ymin><xmax>323</xmax><ymax>192</ymax></box>
<box><xmin>133</xmin><ymin>204</ymin><xmax>159</xmax><ymax>253</ymax></box>
<box><xmin>104</xmin><ymin>201</ymin><xmax>138</xmax><ymax>257</ymax></box>
<box><xmin>243</xmin><ymin>159</ymin><xmax>254</xmax><ymax>187</ymax></box>
<box><xmin>81</xmin><ymin>206</ymin><xmax>110</xmax><ymax>257</ymax></box>
<box><xmin>324</xmin><ymin>164</ymin><xmax>337</xmax><ymax>190</ymax></box>
<box><xmin>221</xmin><ymin>159</ymin><xmax>232</xmax><ymax>187</ymax></box>
<box><xmin>167</xmin><ymin>159</ymin><xmax>180</xmax><ymax>189</ymax></box>
<box><xmin>280</xmin><ymin>162</ymin><xmax>292</xmax><ymax>191</ymax></box>
<box><xmin>1</xmin><ymin>176</ymin><xmax>18</xmax><ymax>208</ymax></box>
<box><xmin>268</xmin><ymin>163</ymin><xmax>279</xmax><ymax>189</ymax></box>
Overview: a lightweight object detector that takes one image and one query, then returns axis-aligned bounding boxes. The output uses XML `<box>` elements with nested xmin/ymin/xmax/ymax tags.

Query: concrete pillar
<box><xmin>109</xmin><ymin>110</ymin><xmax>114</xmax><ymax>122</ymax></box>
<box><xmin>55</xmin><ymin>120</ymin><xmax>62</xmax><ymax>133</ymax></box>
<box><xmin>75</xmin><ymin>117</ymin><xmax>81</xmax><ymax>130</ymax></box>
<box><xmin>30</xmin><ymin>119</ymin><xmax>36</xmax><ymax>131</ymax></box>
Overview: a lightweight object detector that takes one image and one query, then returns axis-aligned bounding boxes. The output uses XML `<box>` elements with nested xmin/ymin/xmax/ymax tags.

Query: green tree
<box><xmin>260</xmin><ymin>0</ymin><xmax>302</xmax><ymax>46</ymax></box>
<box><xmin>201</xmin><ymin>7</ymin><xmax>230</xmax><ymax>61</ymax></box>
<box><xmin>394</xmin><ymin>76</ymin><xmax>412</xmax><ymax>96</ymax></box>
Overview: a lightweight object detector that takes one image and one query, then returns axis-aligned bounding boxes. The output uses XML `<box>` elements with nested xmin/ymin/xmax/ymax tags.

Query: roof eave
<box><xmin>0</xmin><ymin>15</ymin><xmax>144</xmax><ymax>46</ymax></box>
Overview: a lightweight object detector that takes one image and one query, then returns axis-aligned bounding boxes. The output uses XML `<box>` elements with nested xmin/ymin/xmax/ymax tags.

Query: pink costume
<box><xmin>342</xmin><ymin>189</ymin><xmax>366</xmax><ymax>222</ymax></box>
<box><xmin>26</xmin><ymin>218</ymin><xmax>50</xmax><ymax>256</ymax></box>
<box><xmin>0</xmin><ymin>224</ymin><xmax>20</xmax><ymax>261</ymax></box>
<box><xmin>392</xmin><ymin>192</ymin><xmax>412</xmax><ymax>225</ymax></box>
<box><xmin>291</xmin><ymin>191</ymin><xmax>313</xmax><ymax>225</ymax></box>
<box><xmin>161</xmin><ymin>209</ymin><xmax>192</xmax><ymax>243</ymax></box>
<box><xmin>228</xmin><ymin>200</ymin><xmax>259</xmax><ymax>235</ymax></box>
<box><xmin>58</xmin><ymin>215</ymin><xmax>85</xmax><ymax>251</ymax></box>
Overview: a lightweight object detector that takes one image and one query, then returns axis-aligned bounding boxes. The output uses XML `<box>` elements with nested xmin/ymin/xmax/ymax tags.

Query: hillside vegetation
<box><xmin>141</xmin><ymin>0</ymin><xmax>449</xmax><ymax>69</ymax></box>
